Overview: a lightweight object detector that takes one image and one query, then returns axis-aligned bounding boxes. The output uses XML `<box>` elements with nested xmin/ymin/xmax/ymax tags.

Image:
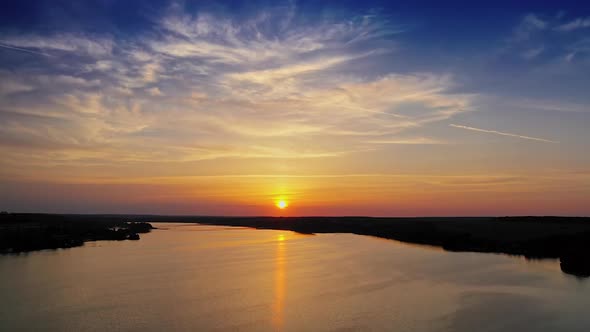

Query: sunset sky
<box><xmin>1</xmin><ymin>0</ymin><xmax>589</xmax><ymax>216</ymax></box>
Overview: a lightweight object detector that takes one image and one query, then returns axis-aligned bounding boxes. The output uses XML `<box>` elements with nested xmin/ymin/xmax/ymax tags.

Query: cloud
<box><xmin>142</xmin><ymin>62</ymin><xmax>161</xmax><ymax>84</ymax></box>
<box><xmin>450</xmin><ymin>124</ymin><xmax>558</xmax><ymax>143</ymax></box>
<box><xmin>523</xmin><ymin>14</ymin><xmax>547</xmax><ymax>29</ymax></box>
<box><xmin>0</xmin><ymin>34</ymin><xmax>114</xmax><ymax>57</ymax></box>
<box><xmin>522</xmin><ymin>46</ymin><xmax>544</xmax><ymax>59</ymax></box>
<box><xmin>0</xmin><ymin>3</ymin><xmax>474</xmax><ymax>177</ymax></box>
<box><xmin>555</xmin><ymin>17</ymin><xmax>590</xmax><ymax>31</ymax></box>
<box><xmin>439</xmin><ymin>176</ymin><xmax>526</xmax><ymax>185</ymax></box>
<box><xmin>226</xmin><ymin>55</ymin><xmax>355</xmax><ymax>85</ymax></box>
<box><xmin>565</xmin><ymin>52</ymin><xmax>576</xmax><ymax>62</ymax></box>
<box><xmin>512</xmin><ymin>14</ymin><xmax>547</xmax><ymax>41</ymax></box>
<box><xmin>503</xmin><ymin>13</ymin><xmax>590</xmax><ymax>63</ymax></box>
<box><xmin>507</xmin><ymin>98</ymin><xmax>589</xmax><ymax>113</ymax></box>
<box><xmin>0</xmin><ymin>80</ymin><xmax>33</xmax><ymax>96</ymax></box>
<box><xmin>0</xmin><ymin>42</ymin><xmax>52</xmax><ymax>57</ymax></box>
<box><xmin>147</xmin><ymin>87</ymin><xmax>163</xmax><ymax>96</ymax></box>
<box><xmin>566</xmin><ymin>38</ymin><xmax>590</xmax><ymax>59</ymax></box>
<box><xmin>365</xmin><ymin>137</ymin><xmax>445</xmax><ymax>144</ymax></box>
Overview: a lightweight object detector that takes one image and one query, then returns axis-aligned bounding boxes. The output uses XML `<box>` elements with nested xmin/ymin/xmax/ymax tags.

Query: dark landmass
<box><xmin>2</xmin><ymin>213</ymin><xmax>590</xmax><ymax>278</ymax></box>
<box><xmin>0</xmin><ymin>213</ymin><xmax>154</xmax><ymax>253</ymax></box>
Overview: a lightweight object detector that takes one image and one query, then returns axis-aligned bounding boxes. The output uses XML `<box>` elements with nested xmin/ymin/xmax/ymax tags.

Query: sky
<box><xmin>0</xmin><ymin>0</ymin><xmax>589</xmax><ymax>216</ymax></box>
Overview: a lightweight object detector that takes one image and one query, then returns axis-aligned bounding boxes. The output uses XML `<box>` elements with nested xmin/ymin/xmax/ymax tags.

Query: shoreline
<box><xmin>2</xmin><ymin>214</ymin><xmax>590</xmax><ymax>277</ymax></box>
<box><xmin>165</xmin><ymin>215</ymin><xmax>590</xmax><ymax>278</ymax></box>
<box><xmin>0</xmin><ymin>213</ymin><xmax>154</xmax><ymax>253</ymax></box>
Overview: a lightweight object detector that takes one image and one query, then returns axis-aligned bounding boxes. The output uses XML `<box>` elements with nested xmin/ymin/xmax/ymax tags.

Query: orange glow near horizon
<box><xmin>3</xmin><ymin>2</ymin><xmax>590</xmax><ymax>218</ymax></box>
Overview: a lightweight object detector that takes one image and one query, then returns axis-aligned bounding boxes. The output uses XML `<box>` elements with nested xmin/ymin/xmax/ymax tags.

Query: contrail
<box><xmin>450</xmin><ymin>124</ymin><xmax>558</xmax><ymax>143</ymax></box>
<box><xmin>0</xmin><ymin>42</ymin><xmax>52</xmax><ymax>57</ymax></box>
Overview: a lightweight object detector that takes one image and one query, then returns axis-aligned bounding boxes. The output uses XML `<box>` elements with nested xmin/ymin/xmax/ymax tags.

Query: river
<box><xmin>1</xmin><ymin>223</ymin><xmax>589</xmax><ymax>331</ymax></box>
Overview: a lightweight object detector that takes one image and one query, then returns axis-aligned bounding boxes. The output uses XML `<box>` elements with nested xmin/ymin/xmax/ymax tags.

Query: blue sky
<box><xmin>0</xmin><ymin>0</ymin><xmax>589</xmax><ymax>215</ymax></box>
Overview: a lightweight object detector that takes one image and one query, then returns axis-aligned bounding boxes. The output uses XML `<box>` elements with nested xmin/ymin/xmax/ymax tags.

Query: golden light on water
<box><xmin>272</xmin><ymin>233</ymin><xmax>286</xmax><ymax>330</ymax></box>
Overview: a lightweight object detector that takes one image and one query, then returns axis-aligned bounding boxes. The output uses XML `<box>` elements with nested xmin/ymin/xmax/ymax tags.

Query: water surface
<box><xmin>1</xmin><ymin>223</ymin><xmax>589</xmax><ymax>331</ymax></box>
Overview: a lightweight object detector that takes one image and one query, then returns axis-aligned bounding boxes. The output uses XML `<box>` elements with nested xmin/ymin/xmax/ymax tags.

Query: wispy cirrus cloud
<box><xmin>522</xmin><ymin>45</ymin><xmax>544</xmax><ymax>59</ymax></box>
<box><xmin>506</xmin><ymin>98</ymin><xmax>589</xmax><ymax>113</ymax></box>
<box><xmin>365</xmin><ymin>137</ymin><xmax>445</xmax><ymax>145</ymax></box>
<box><xmin>1</xmin><ymin>1</ymin><xmax>589</xmax><ymax>215</ymax></box>
<box><xmin>0</xmin><ymin>80</ymin><xmax>34</xmax><ymax>96</ymax></box>
<box><xmin>0</xmin><ymin>42</ymin><xmax>53</xmax><ymax>57</ymax></box>
<box><xmin>505</xmin><ymin>12</ymin><xmax>590</xmax><ymax>63</ymax></box>
<box><xmin>450</xmin><ymin>124</ymin><xmax>558</xmax><ymax>143</ymax></box>
<box><xmin>0</xmin><ymin>34</ymin><xmax>114</xmax><ymax>57</ymax></box>
<box><xmin>555</xmin><ymin>17</ymin><xmax>590</xmax><ymax>32</ymax></box>
<box><xmin>0</xmin><ymin>2</ymin><xmax>472</xmax><ymax>176</ymax></box>
<box><xmin>510</xmin><ymin>13</ymin><xmax>547</xmax><ymax>42</ymax></box>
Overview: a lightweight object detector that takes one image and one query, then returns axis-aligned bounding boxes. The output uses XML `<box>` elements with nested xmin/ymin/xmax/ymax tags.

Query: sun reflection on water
<box><xmin>272</xmin><ymin>234</ymin><xmax>286</xmax><ymax>330</ymax></box>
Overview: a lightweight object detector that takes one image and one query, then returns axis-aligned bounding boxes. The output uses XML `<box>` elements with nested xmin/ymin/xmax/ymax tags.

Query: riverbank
<box><xmin>2</xmin><ymin>214</ymin><xmax>589</xmax><ymax>277</ymax></box>
<box><xmin>188</xmin><ymin>216</ymin><xmax>590</xmax><ymax>278</ymax></box>
<box><xmin>0</xmin><ymin>213</ymin><xmax>154</xmax><ymax>253</ymax></box>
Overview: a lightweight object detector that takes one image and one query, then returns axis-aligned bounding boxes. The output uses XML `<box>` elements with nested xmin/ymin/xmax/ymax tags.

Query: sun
<box><xmin>276</xmin><ymin>200</ymin><xmax>288</xmax><ymax>209</ymax></box>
